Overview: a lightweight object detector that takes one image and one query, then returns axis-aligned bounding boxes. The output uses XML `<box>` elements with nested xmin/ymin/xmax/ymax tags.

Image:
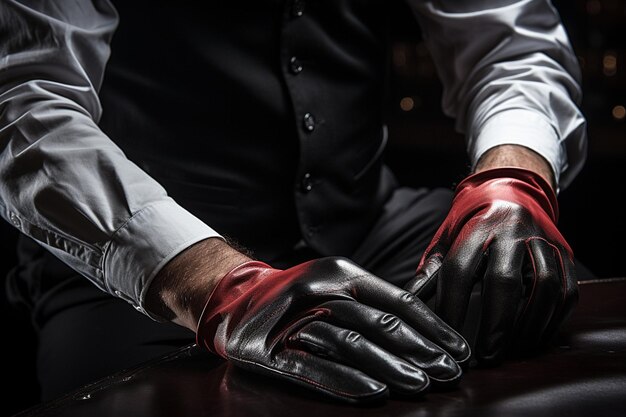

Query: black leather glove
<box><xmin>405</xmin><ymin>168</ymin><xmax>578</xmax><ymax>365</ymax></box>
<box><xmin>197</xmin><ymin>257</ymin><xmax>470</xmax><ymax>403</ymax></box>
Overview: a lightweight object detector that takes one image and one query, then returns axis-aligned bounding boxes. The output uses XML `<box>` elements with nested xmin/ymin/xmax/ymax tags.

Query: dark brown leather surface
<box><xmin>15</xmin><ymin>278</ymin><xmax>626</xmax><ymax>417</ymax></box>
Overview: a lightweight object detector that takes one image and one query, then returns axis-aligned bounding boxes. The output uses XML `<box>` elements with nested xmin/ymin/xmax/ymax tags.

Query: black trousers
<box><xmin>7</xmin><ymin>186</ymin><xmax>453</xmax><ymax>401</ymax></box>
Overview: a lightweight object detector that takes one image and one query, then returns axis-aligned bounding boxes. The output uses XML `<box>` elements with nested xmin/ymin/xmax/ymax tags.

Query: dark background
<box><xmin>1</xmin><ymin>1</ymin><xmax>624</xmax><ymax>415</ymax></box>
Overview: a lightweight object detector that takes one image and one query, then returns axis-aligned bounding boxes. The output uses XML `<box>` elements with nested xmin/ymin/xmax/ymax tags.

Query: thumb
<box><xmin>404</xmin><ymin>254</ymin><xmax>443</xmax><ymax>304</ymax></box>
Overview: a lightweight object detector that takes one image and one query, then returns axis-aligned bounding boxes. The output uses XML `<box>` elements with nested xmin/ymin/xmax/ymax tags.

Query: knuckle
<box><xmin>490</xmin><ymin>271</ymin><xmax>520</xmax><ymax>289</ymax></box>
<box><xmin>342</xmin><ymin>330</ymin><xmax>362</xmax><ymax>344</ymax></box>
<box><xmin>379</xmin><ymin>313</ymin><xmax>401</xmax><ymax>332</ymax></box>
<box><xmin>534</xmin><ymin>268</ymin><xmax>557</xmax><ymax>284</ymax></box>
<box><xmin>400</xmin><ymin>291</ymin><xmax>417</xmax><ymax>303</ymax></box>
<box><xmin>316</xmin><ymin>256</ymin><xmax>360</xmax><ymax>275</ymax></box>
<box><xmin>318</xmin><ymin>256</ymin><xmax>344</xmax><ymax>266</ymax></box>
<box><xmin>287</xmin><ymin>280</ymin><xmax>314</xmax><ymax>295</ymax></box>
<box><xmin>440</xmin><ymin>258</ymin><xmax>469</xmax><ymax>277</ymax></box>
<box><xmin>490</xmin><ymin>267</ymin><xmax>519</xmax><ymax>283</ymax></box>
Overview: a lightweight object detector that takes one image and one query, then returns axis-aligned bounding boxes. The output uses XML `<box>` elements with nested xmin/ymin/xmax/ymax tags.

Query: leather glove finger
<box><xmin>290</xmin><ymin>321</ymin><xmax>430</xmax><ymax>395</ymax></box>
<box><xmin>515</xmin><ymin>238</ymin><xmax>579</xmax><ymax>350</ymax></box>
<box><xmin>513</xmin><ymin>238</ymin><xmax>564</xmax><ymax>350</ymax></box>
<box><xmin>269</xmin><ymin>345</ymin><xmax>388</xmax><ymax>403</ymax></box>
<box><xmin>540</xmin><ymin>246</ymin><xmax>578</xmax><ymax>346</ymax></box>
<box><xmin>318</xmin><ymin>299</ymin><xmax>462</xmax><ymax>384</ymax></box>
<box><xmin>474</xmin><ymin>241</ymin><xmax>525</xmax><ymax>365</ymax></box>
<box><xmin>404</xmin><ymin>254</ymin><xmax>443</xmax><ymax>307</ymax></box>
<box><xmin>347</xmin><ymin>272</ymin><xmax>470</xmax><ymax>365</ymax></box>
<box><xmin>435</xmin><ymin>220</ymin><xmax>486</xmax><ymax>331</ymax></box>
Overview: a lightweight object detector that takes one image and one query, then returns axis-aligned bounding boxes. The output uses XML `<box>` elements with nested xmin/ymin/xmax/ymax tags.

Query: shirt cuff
<box><xmin>469</xmin><ymin>109</ymin><xmax>565</xmax><ymax>188</ymax></box>
<box><xmin>103</xmin><ymin>198</ymin><xmax>222</xmax><ymax>321</ymax></box>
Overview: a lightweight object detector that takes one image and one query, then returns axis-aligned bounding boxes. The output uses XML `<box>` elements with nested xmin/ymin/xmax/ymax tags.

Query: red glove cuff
<box><xmin>418</xmin><ymin>167</ymin><xmax>567</xmax><ymax>272</ymax></box>
<box><xmin>195</xmin><ymin>260</ymin><xmax>275</xmax><ymax>357</ymax></box>
<box><xmin>455</xmin><ymin>167</ymin><xmax>559</xmax><ymax>223</ymax></box>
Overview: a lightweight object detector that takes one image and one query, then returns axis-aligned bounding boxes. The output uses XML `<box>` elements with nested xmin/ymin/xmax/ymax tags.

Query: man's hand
<box><xmin>147</xmin><ymin>240</ymin><xmax>469</xmax><ymax>403</ymax></box>
<box><xmin>405</xmin><ymin>145</ymin><xmax>578</xmax><ymax>365</ymax></box>
<box><xmin>196</xmin><ymin>257</ymin><xmax>470</xmax><ymax>403</ymax></box>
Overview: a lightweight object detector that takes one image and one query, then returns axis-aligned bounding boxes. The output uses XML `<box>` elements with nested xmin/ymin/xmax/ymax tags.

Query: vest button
<box><xmin>303</xmin><ymin>113</ymin><xmax>315</xmax><ymax>132</ymax></box>
<box><xmin>289</xmin><ymin>56</ymin><xmax>303</xmax><ymax>74</ymax></box>
<box><xmin>292</xmin><ymin>0</ymin><xmax>305</xmax><ymax>17</ymax></box>
<box><xmin>300</xmin><ymin>173</ymin><xmax>313</xmax><ymax>192</ymax></box>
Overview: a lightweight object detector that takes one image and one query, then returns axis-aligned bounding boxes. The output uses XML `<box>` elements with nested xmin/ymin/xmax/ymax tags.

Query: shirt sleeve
<box><xmin>0</xmin><ymin>1</ymin><xmax>221</xmax><ymax>319</ymax></box>
<box><xmin>405</xmin><ymin>0</ymin><xmax>588</xmax><ymax>190</ymax></box>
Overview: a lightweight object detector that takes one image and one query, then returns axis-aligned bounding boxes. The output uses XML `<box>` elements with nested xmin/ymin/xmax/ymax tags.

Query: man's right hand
<box><xmin>195</xmin><ymin>256</ymin><xmax>470</xmax><ymax>403</ymax></box>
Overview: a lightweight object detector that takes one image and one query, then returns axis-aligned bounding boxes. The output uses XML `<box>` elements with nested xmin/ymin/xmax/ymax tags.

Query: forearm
<box><xmin>474</xmin><ymin>144</ymin><xmax>556</xmax><ymax>191</ymax></box>
<box><xmin>408</xmin><ymin>0</ymin><xmax>587</xmax><ymax>190</ymax></box>
<box><xmin>0</xmin><ymin>2</ymin><xmax>226</xmax><ymax>317</ymax></box>
<box><xmin>145</xmin><ymin>238</ymin><xmax>252</xmax><ymax>331</ymax></box>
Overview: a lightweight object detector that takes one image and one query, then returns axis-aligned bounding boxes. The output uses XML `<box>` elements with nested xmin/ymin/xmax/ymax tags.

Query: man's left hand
<box><xmin>405</xmin><ymin>167</ymin><xmax>578</xmax><ymax>365</ymax></box>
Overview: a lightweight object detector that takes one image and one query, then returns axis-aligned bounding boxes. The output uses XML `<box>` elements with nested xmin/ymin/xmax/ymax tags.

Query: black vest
<box><xmin>99</xmin><ymin>0</ymin><xmax>399</xmax><ymax>261</ymax></box>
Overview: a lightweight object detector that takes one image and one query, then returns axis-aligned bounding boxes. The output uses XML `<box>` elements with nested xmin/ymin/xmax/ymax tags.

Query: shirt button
<box><xmin>303</xmin><ymin>113</ymin><xmax>315</xmax><ymax>132</ymax></box>
<box><xmin>289</xmin><ymin>56</ymin><xmax>303</xmax><ymax>74</ymax></box>
<box><xmin>300</xmin><ymin>173</ymin><xmax>313</xmax><ymax>193</ymax></box>
<box><xmin>292</xmin><ymin>0</ymin><xmax>305</xmax><ymax>17</ymax></box>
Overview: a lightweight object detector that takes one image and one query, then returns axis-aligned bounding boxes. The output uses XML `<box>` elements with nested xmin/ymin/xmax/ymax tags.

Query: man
<box><xmin>0</xmin><ymin>0</ymin><xmax>586</xmax><ymax>404</ymax></box>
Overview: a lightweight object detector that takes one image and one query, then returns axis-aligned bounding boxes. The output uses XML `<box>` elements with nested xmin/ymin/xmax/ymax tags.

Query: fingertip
<box><xmin>426</xmin><ymin>353</ymin><xmax>463</xmax><ymax>386</ymax></box>
<box><xmin>435</xmin><ymin>326</ymin><xmax>472</xmax><ymax>366</ymax></box>
<box><xmin>346</xmin><ymin>381</ymin><xmax>390</xmax><ymax>404</ymax></box>
<box><xmin>369</xmin><ymin>362</ymin><xmax>431</xmax><ymax>400</ymax></box>
<box><xmin>390</xmin><ymin>379</ymin><xmax>431</xmax><ymax>400</ymax></box>
<box><xmin>452</xmin><ymin>336</ymin><xmax>472</xmax><ymax>366</ymax></box>
<box><xmin>405</xmin><ymin>255</ymin><xmax>442</xmax><ymax>298</ymax></box>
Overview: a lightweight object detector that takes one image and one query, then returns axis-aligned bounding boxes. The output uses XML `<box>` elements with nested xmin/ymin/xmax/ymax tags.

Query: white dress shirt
<box><xmin>0</xmin><ymin>0</ymin><xmax>587</xmax><ymax>318</ymax></box>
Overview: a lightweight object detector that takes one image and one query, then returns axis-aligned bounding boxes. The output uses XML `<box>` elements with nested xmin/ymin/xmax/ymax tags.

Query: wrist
<box><xmin>474</xmin><ymin>144</ymin><xmax>556</xmax><ymax>192</ymax></box>
<box><xmin>195</xmin><ymin>260</ymin><xmax>276</xmax><ymax>355</ymax></box>
<box><xmin>145</xmin><ymin>237</ymin><xmax>253</xmax><ymax>331</ymax></box>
